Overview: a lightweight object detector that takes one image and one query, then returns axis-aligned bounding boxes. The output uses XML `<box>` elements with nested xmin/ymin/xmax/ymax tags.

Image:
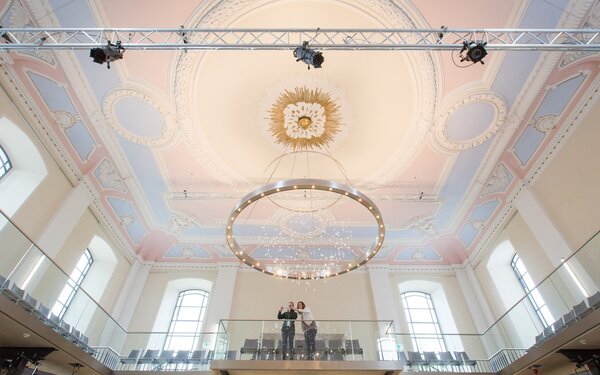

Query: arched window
<box><xmin>51</xmin><ymin>249</ymin><xmax>93</xmax><ymax>319</ymax></box>
<box><xmin>0</xmin><ymin>144</ymin><xmax>11</xmax><ymax>179</ymax></box>
<box><xmin>511</xmin><ymin>254</ymin><xmax>553</xmax><ymax>327</ymax></box>
<box><xmin>164</xmin><ymin>289</ymin><xmax>209</xmax><ymax>351</ymax></box>
<box><xmin>400</xmin><ymin>291</ymin><xmax>446</xmax><ymax>352</ymax></box>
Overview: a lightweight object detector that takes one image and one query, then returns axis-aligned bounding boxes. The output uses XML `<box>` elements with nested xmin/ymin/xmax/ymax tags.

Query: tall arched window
<box><xmin>401</xmin><ymin>291</ymin><xmax>446</xmax><ymax>352</ymax></box>
<box><xmin>51</xmin><ymin>249</ymin><xmax>93</xmax><ymax>319</ymax></box>
<box><xmin>0</xmin><ymin>144</ymin><xmax>11</xmax><ymax>179</ymax></box>
<box><xmin>511</xmin><ymin>254</ymin><xmax>553</xmax><ymax>327</ymax></box>
<box><xmin>164</xmin><ymin>289</ymin><xmax>209</xmax><ymax>351</ymax></box>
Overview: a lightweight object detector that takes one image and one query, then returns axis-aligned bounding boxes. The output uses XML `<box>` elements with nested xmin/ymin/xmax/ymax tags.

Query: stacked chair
<box><xmin>0</xmin><ymin>274</ymin><xmax>95</xmax><ymax>355</ymax></box>
<box><xmin>531</xmin><ymin>291</ymin><xmax>600</xmax><ymax>348</ymax></box>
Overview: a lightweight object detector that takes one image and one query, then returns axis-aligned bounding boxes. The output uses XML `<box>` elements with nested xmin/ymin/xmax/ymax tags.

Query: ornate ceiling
<box><xmin>1</xmin><ymin>0</ymin><xmax>599</xmax><ymax>268</ymax></box>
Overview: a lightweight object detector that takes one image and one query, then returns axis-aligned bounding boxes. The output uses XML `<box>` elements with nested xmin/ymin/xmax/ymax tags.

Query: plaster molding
<box><xmin>481</xmin><ymin>163</ymin><xmax>513</xmax><ymax>196</ymax></box>
<box><xmin>470</xmin><ymin>73</ymin><xmax>600</xmax><ymax>267</ymax></box>
<box><xmin>169</xmin><ymin>212</ymin><xmax>198</xmax><ymax>232</ymax></box>
<box><xmin>434</xmin><ymin>92</ymin><xmax>508</xmax><ymax>151</ymax></box>
<box><xmin>529</xmin><ymin>114</ymin><xmax>557</xmax><ymax>134</ymax></box>
<box><xmin>94</xmin><ymin>159</ymin><xmax>127</xmax><ymax>193</ymax></box>
<box><xmin>52</xmin><ymin>110</ymin><xmax>79</xmax><ymax>129</ymax></box>
<box><xmin>102</xmin><ymin>88</ymin><xmax>176</xmax><ymax>146</ymax></box>
<box><xmin>171</xmin><ymin>0</ymin><xmax>439</xmax><ymax>189</ymax></box>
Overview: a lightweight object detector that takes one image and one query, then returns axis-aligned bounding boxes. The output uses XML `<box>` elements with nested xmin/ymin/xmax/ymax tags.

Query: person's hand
<box><xmin>279</xmin><ymin>306</ymin><xmax>283</xmax><ymax>312</ymax></box>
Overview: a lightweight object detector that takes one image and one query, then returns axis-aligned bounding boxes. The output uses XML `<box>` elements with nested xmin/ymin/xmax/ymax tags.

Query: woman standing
<box><xmin>296</xmin><ymin>301</ymin><xmax>317</xmax><ymax>360</ymax></box>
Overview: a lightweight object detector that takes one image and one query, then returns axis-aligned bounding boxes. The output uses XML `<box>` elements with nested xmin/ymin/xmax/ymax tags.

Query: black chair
<box><xmin>534</xmin><ymin>332</ymin><xmax>544</xmax><ymax>346</ymax></box>
<box><xmin>57</xmin><ymin>320</ymin><xmax>71</xmax><ymax>336</ymax></box>
<box><xmin>46</xmin><ymin>313</ymin><xmax>61</xmax><ymax>329</ymax></box>
<box><xmin>260</xmin><ymin>338</ymin><xmax>276</xmax><ymax>360</ymax></box>
<box><xmin>345</xmin><ymin>339</ymin><xmax>363</xmax><ymax>357</ymax></box>
<box><xmin>573</xmin><ymin>300</ymin><xmax>590</xmax><ymax>318</ymax></box>
<box><xmin>407</xmin><ymin>351</ymin><xmax>426</xmax><ymax>368</ymax></box>
<box><xmin>138</xmin><ymin>349</ymin><xmax>159</xmax><ymax>368</ymax></box>
<box><xmin>563</xmin><ymin>310</ymin><xmax>576</xmax><ymax>326</ymax></box>
<box><xmin>226</xmin><ymin>350</ymin><xmax>236</xmax><ymax>360</ymax></box>
<box><xmin>588</xmin><ymin>291</ymin><xmax>600</xmax><ymax>309</ymax></box>
<box><xmin>439</xmin><ymin>351</ymin><xmax>460</xmax><ymax>367</ymax></box>
<box><xmin>173</xmin><ymin>350</ymin><xmax>190</xmax><ymax>365</ymax></box>
<box><xmin>455</xmin><ymin>351</ymin><xmax>477</xmax><ymax>367</ymax></box>
<box><xmin>423</xmin><ymin>351</ymin><xmax>441</xmax><ymax>367</ymax></box>
<box><xmin>552</xmin><ymin>317</ymin><xmax>565</xmax><ymax>334</ymax></box>
<box><xmin>120</xmin><ymin>349</ymin><xmax>142</xmax><ymax>366</ymax></box>
<box><xmin>542</xmin><ymin>325</ymin><xmax>554</xmax><ymax>340</ymax></box>
<box><xmin>240</xmin><ymin>338</ymin><xmax>259</xmax><ymax>359</ymax></box>
<box><xmin>315</xmin><ymin>339</ymin><xmax>328</xmax><ymax>360</ymax></box>
<box><xmin>188</xmin><ymin>350</ymin><xmax>205</xmax><ymax>365</ymax></box>
<box><xmin>328</xmin><ymin>339</ymin><xmax>345</xmax><ymax>355</ymax></box>
<box><xmin>157</xmin><ymin>350</ymin><xmax>174</xmax><ymax>366</ymax></box>
<box><xmin>2</xmin><ymin>282</ymin><xmax>25</xmax><ymax>302</ymax></box>
<box><xmin>69</xmin><ymin>328</ymin><xmax>82</xmax><ymax>346</ymax></box>
<box><xmin>34</xmin><ymin>303</ymin><xmax>50</xmax><ymax>322</ymax></box>
<box><xmin>17</xmin><ymin>293</ymin><xmax>37</xmax><ymax>312</ymax></box>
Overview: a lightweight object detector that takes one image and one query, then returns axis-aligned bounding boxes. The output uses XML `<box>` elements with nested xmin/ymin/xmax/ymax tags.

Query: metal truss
<box><xmin>1</xmin><ymin>28</ymin><xmax>600</xmax><ymax>51</ymax></box>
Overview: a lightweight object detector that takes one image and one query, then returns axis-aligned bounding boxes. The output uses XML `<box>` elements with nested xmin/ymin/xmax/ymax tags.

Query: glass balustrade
<box><xmin>0</xmin><ymin>208</ymin><xmax>598</xmax><ymax>372</ymax></box>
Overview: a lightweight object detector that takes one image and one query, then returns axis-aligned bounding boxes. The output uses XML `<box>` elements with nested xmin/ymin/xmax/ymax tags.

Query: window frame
<box><xmin>0</xmin><ymin>144</ymin><xmax>12</xmax><ymax>180</ymax></box>
<box><xmin>164</xmin><ymin>289</ymin><xmax>210</xmax><ymax>352</ymax></box>
<box><xmin>51</xmin><ymin>249</ymin><xmax>93</xmax><ymax>319</ymax></box>
<box><xmin>511</xmin><ymin>254</ymin><xmax>553</xmax><ymax>327</ymax></box>
<box><xmin>400</xmin><ymin>291</ymin><xmax>446</xmax><ymax>352</ymax></box>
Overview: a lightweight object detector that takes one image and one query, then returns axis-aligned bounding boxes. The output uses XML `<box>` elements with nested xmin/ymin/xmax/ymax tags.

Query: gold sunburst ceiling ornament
<box><xmin>269</xmin><ymin>86</ymin><xmax>341</xmax><ymax>150</ymax></box>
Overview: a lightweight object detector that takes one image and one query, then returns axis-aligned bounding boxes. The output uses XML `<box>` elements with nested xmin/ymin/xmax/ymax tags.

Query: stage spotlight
<box><xmin>293</xmin><ymin>41</ymin><xmax>324</xmax><ymax>69</ymax></box>
<box><xmin>90</xmin><ymin>41</ymin><xmax>124</xmax><ymax>69</ymax></box>
<box><xmin>460</xmin><ymin>40</ymin><xmax>487</xmax><ymax>64</ymax></box>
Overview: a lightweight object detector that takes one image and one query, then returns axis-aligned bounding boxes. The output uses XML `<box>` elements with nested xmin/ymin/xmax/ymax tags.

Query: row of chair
<box><xmin>398</xmin><ymin>350</ymin><xmax>477</xmax><ymax>370</ymax></box>
<box><xmin>0</xmin><ymin>274</ymin><xmax>95</xmax><ymax>356</ymax></box>
<box><xmin>119</xmin><ymin>348</ymin><xmax>236</xmax><ymax>369</ymax></box>
<box><xmin>534</xmin><ymin>291</ymin><xmax>600</xmax><ymax>347</ymax></box>
<box><xmin>240</xmin><ymin>338</ymin><xmax>363</xmax><ymax>360</ymax></box>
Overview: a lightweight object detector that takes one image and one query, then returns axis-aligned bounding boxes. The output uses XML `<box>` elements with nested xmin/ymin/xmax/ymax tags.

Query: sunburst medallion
<box><xmin>269</xmin><ymin>86</ymin><xmax>341</xmax><ymax>149</ymax></box>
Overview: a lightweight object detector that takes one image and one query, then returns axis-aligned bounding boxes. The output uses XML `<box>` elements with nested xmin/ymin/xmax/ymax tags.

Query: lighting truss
<box><xmin>0</xmin><ymin>28</ymin><xmax>600</xmax><ymax>51</ymax></box>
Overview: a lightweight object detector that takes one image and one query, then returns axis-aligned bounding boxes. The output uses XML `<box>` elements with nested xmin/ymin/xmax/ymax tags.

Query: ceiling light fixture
<box><xmin>460</xmin><ymin>40</ymin><xmax>488</xmax><ymax>64</ymax></box>
<box><xmin>226</xmin><ymin>178</ymin><xmax>385</xmax><ymax>280</ymax></box>
<box><xmin>90</xmin><ymin>41</ymin><xmax>124</xmax><ymax>69</ymax></box>
<box><xmin>293</xmin><ymin>41</ymin><xmax>324</xmax><ymax>69</ymax></box>
<box><xmin>226</xmin><ymin>85</ymin><xmax>384</xmax><ymax>280</ymax></box>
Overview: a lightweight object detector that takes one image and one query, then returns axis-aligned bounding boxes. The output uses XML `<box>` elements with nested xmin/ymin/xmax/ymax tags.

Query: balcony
<box><xmin>0</xmin><ymin>209</ymin><xmax>599</xmax><ymax>374</ymax></box>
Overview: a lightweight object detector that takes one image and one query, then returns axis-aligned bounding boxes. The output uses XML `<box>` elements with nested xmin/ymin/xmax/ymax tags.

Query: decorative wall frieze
<box><xmin>94</xmin><ymin>159</ymin><xmax>127</xmax><ymax>192</ymax></box>
<box><xmin>529</xmin><ymin>114</ymin><xmax>557</xmax><ymax>134</ymax></box>
<box><xmin>409</xmin><ymin>217</ymin><xmax>438</xmax><ymax>236</ymax></box>
<box><xmin>481</xmin><ymin>163</ymin><xmax>513</xmax><ymax>196</ymax></box>
<box><xmin>52</xmin><ymin>110</ymin><xmax>79</xmax><ymax>129</ymax></box>
<box><xmin>169</xmin><ymin>212</ymin><xmax>197</xmax><ymax>232</ymax></box>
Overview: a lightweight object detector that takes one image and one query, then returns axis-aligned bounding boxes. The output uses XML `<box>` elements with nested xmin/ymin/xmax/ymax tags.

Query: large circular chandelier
<box><xmin>226</xmin><ymin>179</ymin><xmax>385</xmax><ymax>279</ymax></box>
<box><xmin>226</xmin><ymin>84</ymin><xmax>384</xmax><ymax>279</ymax></box>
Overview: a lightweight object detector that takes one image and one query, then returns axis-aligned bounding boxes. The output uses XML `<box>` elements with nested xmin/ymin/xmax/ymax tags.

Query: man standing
<box><xmin>278</xmin><ymin>301</ymin><xmax>298</xmax><ymax>360</ymax></box>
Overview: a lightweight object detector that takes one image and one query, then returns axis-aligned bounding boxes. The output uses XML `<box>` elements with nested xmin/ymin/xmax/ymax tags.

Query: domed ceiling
<box><xmin>2</xmin><ymin>0</ymin><xmax>599</xmax><ymax>269</ymax></box>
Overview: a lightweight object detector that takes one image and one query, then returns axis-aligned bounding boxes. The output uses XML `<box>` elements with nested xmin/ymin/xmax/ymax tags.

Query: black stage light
<box><xmin>293</xmin><ymin>41</ymin><xmax>324</xmax><ymax>69</ymax></box>
<box><xmin>90</xmin><ymin>41</ymin><xmax>124</xmax><ymax>69</ymax></box>
<box><xmin>460</xmin><ymin>40</ymin><xmax>488</xmax><ymax>64</ymax></box>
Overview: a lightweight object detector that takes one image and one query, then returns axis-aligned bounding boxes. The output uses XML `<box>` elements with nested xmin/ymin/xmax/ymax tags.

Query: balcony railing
<box><xmin>0</xmin><ymin>208</ymin><xmax>599</xmax><ymax>372</ymax></box>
